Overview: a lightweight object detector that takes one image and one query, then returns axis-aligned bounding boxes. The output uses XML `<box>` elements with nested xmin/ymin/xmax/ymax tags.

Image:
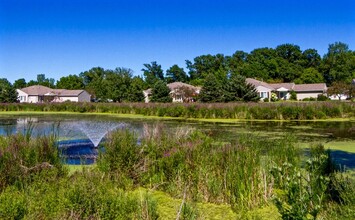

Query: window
<box><xmin>260</xmin><ymin>92</ymin><xmax>268</xmax><ymax>98</ymax></box>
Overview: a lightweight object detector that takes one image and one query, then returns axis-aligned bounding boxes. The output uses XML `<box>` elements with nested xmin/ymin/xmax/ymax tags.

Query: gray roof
<box><xmin>20</xmin><ymin>85</ymin><xmax>52</xmax><ymax>96</ymax></box>
<box><xmin>246</xmin><ymin>78</ymin><xmax>327</xmax><ymax>92</ymax></box>
<box><xmin>269</xmin><ymin>83</ymin><xmax>295</xmax><ymax>90</ymax></box>
<box><xmin>246</xmin><ymin>78</ymin><xmax>274</xmax><ymax>90</ymax></box>
<box><xmin>293</xmin><ymin>83</ymin><xmax>327</xmax><ymax>92</ymax></box>
<box><xmin>19</xmin><ymin>85</ymin><xmax>87</xmax><ymax>97</ymax></box>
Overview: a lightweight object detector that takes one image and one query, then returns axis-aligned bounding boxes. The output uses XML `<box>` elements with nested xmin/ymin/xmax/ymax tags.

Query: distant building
<box><xmin>143</xmin><ymin>82</ymin><xmax>200</xmax><ymax>103</ymax></box>
<box><xmin>246</xmin><ymin>78</ymin><xmax>327</xmax><ymax>101</ymax></box>
<box><xmin>17</xmin><ymin>85</ymin><xmax>91</xmax><ymax>103</ymax></box>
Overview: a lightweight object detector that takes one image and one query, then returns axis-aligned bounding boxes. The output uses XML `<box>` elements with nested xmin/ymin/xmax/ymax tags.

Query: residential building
<box><xmin>17</xmin><ymin>85</ymin><xmax>91</xmax><ymax>103</ymax></box>
<box><xmin>143</xmin><ymin>82</ymin><xmax>200</xmax><ymax>103</ymax></box>
<box><xmin>246</xmin><ymin>78</ymin><xmax>327</xmax><ymax>101</ymax></box>
<box><xmin>245</xmin><ymin>78</ymin><xmax>274</xmax><ymax>100</ymax></box>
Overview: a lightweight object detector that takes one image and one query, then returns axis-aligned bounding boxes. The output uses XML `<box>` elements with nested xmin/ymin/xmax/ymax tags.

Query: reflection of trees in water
<box><xmin>0</xmin><ymin>119</ymin><xmax>17</xmax><ymax>135</ymax></box>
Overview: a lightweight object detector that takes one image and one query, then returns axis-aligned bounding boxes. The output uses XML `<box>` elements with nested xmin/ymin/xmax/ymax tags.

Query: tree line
<box><xmin>1</xmin><ymin>42</ymin><xmax>354</xmax><ymax>103</ymax></box>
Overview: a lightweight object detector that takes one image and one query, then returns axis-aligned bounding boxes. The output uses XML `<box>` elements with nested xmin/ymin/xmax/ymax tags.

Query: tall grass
<box><xmin>97</xmin><ymin>124</ymin><xmax>302</xmax><ymax>212</ymax></box>
<box><xmin>0</xmin><ymin>124</ymin><xmax>354</xmax><ymax>218</ymax></box>
<box><xmin>0</xmin><ymin>101</ymin><xmax>354</xmax><ymax>119</ymax></box>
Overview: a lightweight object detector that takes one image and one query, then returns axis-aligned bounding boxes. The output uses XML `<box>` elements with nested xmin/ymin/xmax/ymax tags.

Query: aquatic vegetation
<box><xmin>0</xmin><ymin>101</ymin><xmax>354</xmax><ymax>120</ymax></box>
<box><xmin>0</xmin><ymin>125</ymin><xmax>354</xmax><ymax>219</ymax></box>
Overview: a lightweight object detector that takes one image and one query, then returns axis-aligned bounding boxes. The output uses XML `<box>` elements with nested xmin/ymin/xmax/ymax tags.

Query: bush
<box><xmin>290</xmin><ymin>90</ymin><xmax>297</xmax><ymax>101</ymax></box>
<box><xmin>317</xmin><ymin>94</ymin><xmax>329</xmax><ymax>101</ymax></box>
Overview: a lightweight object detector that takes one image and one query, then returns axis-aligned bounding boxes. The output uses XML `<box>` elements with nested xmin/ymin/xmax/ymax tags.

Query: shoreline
<box><xmin>0</xmin><ymin>111</ymin><xmax>354</xmax><ymax>123</ymax></box>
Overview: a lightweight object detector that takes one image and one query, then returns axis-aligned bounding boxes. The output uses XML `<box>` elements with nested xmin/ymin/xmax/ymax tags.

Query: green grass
<box><xmin>65</xmin><ymin>164</ymin><xmax>95</xmax><ymax>175</ymax></box>
<box><xmin>325</xmin><ymin>141</ymin><xmax>355</xmax><ymax>154</ymax></box>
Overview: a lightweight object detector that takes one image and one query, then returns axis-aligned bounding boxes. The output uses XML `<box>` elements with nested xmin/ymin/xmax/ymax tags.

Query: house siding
<box><xmin>28</xmin><ymin>95</ymin><xmax>39</xmax><ymax>103</ymax></box>
<box><xmin>296</xmin><ymin>92</ymin><xmax>323</xmax><ymax>100</ymax></box>
<box><xmin>78</xmin><ymin>91</ymin><xmax>91</xmax><ymax>102</ymax></box>
<box><xmin>16</xmin><ymin>89</ymin><xmax>28</xmax><ymax>103</ymax></box>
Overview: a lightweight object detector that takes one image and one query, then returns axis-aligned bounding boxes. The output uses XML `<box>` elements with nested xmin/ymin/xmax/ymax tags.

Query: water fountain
<box><xmin>57</xmin><ymin>121</ymin><xmax>126</xmax><ymax>164</ymax></box>
<box><xmin>75</xmin><ymin>121</ymin><xmax>125</xmax><ymax>147</ymax></box>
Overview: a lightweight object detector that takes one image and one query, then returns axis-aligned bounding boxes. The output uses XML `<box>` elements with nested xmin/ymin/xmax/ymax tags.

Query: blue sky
<box><xmin>0</xmin><ymin>0</ymin><xmax>354</xmax><ymax>83</ymax></box>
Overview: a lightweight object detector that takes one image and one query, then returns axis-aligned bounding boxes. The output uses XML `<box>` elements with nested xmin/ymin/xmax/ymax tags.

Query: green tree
<box><xmin>127</xmin><ymin>76</ymin><xmax>145</xmax><ymax>102</ymax></box>
<box><xmin>79</xmin><ymin>67</ymin><xmax>108</xmax><ymax>100</ymax></box>
<box><xmin>166</xmin><ymin>64</ymin><xmax>188</xmax><ymax>83</ymax></box>
<box><xmin>327</xmin><ymin>81</ymin><xmax>351</xmax><ymax>100</ymax></box>
<box><xmin>0</xmin><ymin>78</ymin><xmax>18</xmax><ymax>103</ymax></box>
<box><xmin>321</xmin><ymin>42</ymin><xmax>355</xmax><ymax>84</ymax></box>
<box><xmin>225</xmin><ymin>74</ymin><xmax>259</xmax><ymax>102</ymax></box>
<box><xmin>56</xmin><ymin>75</ymin><xmax>84</xmax><ymax>89</ymax></box>
<box><xmin>226</xmin><ymin>50</ymin><xmax>248</xmax><ymax>75</ymax></box>
<box><xmin>142</xmin><ymin>61</ymin><xmax>164</xmax><ymax>88</ymax></box>
<box><xmin>150</xmin><ymin>80</ymin><xmax>172</xmax><ymax>103</ymax></box>
<box><xmin>242</xmin><ymin>47</ymin><xmax>277</xmax><ymax>81</ymax></box>
<box><xmin>13</xmin><ymin>78</ymin><xmax>27</xmax><ymax>89</ymax></box>
<box><xmin>199</xmin><ymin>73</ymin><xmax>224</xmax><ymax>102</ymax></box>
<box><xmin>301</xmin><ymin>49</ymin><xmax>321</xmax><ymax>68</ymax></box>
<box><xmin>275</xmin><ymin>44</ymin><xmax>302</xmax><ymax>63</ymax></box>
<box><xmin>37</xmin><ymin>74</ymin><xmax>46</xmax><ymax>83</ymax></box>
<box><xmin>26</xmin><ymin>80</ymin><xmax>38</xmax><ymax>87</ymax></box>
<box><xmin>105</xmin><ymin>68</ymin><xmax>133</xmax><ymax>102</ymax></box>
<box><xmin>295</xmin><ymin>67</ymin><xmax>324</xmax><ymax>84</ymax></box>
<box><xmin>186</xmin><ymin>54</ymin><xmax>228</xmax><ymax>85</ymax></box>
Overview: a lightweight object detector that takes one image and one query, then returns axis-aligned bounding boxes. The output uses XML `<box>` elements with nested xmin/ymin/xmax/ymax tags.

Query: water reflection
<box><xmin>0</xmin><ymin>115</ymin><xmax>354</xmax><ymax>165</ymax></box>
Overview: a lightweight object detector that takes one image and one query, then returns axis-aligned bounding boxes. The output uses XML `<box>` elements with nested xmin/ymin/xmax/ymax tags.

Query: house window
<box><xmin>260</xmin><ymin>92</ymin><xmax>268</xmax><ymax>98</ymax></box>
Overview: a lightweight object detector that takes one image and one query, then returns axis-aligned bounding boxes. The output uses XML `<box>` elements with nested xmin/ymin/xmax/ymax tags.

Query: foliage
<box><xmin>13</xmin><ymin>78</ymin><xmax>27</xmax><ymax>89</ymax></box>
<box><xmin>0</xmin><ymin>126</ymin><xmax>354</xmax><ymax>218</ymax></box>
<box><xmin>295</xmin><ymin>67</ymin><xmax>324</xmax><ymax>84</ymax></box>
<box><xmin>317</xmin><ymin>94</ymin><xmax>329</xmax><ymax>101</ymax></box>
<box><xmin>56</xmin><ymin>74</ymin><xmax>84</xmax><ymax>89</ymax></box>
<box><xmin>166</xmin><ymin>64</ymin><xmax>188</xmax><ymax>83</ymax></box>
<box><xmin>0</xmin><ymin>78</ymin><xmax>18</xmax><ymax>103</ymax></box>
<box><xmin>142</xmin><ymin>61</ymin><xmax>165</xmax><ymax>88</ymax></box>
<box><xmin>150</xmin><ymin>80</ymin><xmax>173</xmax><ymax>103</ymax></box>
<box><xmin>271</xmin><ymin>144</ymin><xmax>336</xmax><ymax>220</ymax></box>
<box><xmin>270</xmin><ymin>93</ymin><xmax>278</xmax><ymax>102</ymax></box>
<box><xmin>327</xmin><ymin>81</ymin><xmax>352</xmax><ymax>100</ymax></box>
<box><xmin>225</xmin><ymin>74</ymin><xmax>259</xmax><ymax>102</ymax></box>
<box><xmin>321</xmin><ymin>42</ymin><xmax>355</xmax><ymax>84</ymax></box>
<box><xmin>290</xmin><ymin>90</ymin><xmax>297</xmax><ymax>101</ymax></box>
<box><xmin>198</xmin><ymin>73</ymin><xmax>224</xmax><ymax>102</ymax></box>
<box><xmin>0</xmin><ymin>101</ymin><xmax>354</xmax><ymax>120</ymax></box>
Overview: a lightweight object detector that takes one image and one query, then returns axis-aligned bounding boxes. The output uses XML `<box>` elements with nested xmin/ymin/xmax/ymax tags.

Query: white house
<box><xmin>246</xmin><ymin>78</ymin><xmax>327</xmax><ymax>101</ymax></box>
<box><xmin>144</xmin><ymin>82</ymin><xmax>200</xmax><ymax>103</ymax></box>
<box><xmin>246</xmin><ymin>78</ymin><xmax>274</xmax><ymax>100</ymax></box>
<box><xmin>17</xmin><ymin>85</ymin><xmax>91</xmax><ymax>103</ymax></box>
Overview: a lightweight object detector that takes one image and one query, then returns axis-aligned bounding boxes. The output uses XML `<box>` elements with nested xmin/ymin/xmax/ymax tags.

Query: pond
<box><xmin>0</xmin><ymin>114</ymin><xmax>354</xmax><ymax>167</ymax></box>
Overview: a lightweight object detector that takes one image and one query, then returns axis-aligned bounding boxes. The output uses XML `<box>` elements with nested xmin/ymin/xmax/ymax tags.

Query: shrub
<box><xmin>317</xmin><ymin>94</ymin><xmax>329</xmax><ymax>101</ymax></box>
<box><xmin>290</xmin><ymin>90</ymin><xmax>297</xmax><ymax>101</ymax></box>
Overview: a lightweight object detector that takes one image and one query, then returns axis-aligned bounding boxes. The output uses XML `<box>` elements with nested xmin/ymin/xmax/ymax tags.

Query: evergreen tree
<box><xmin>199</xmin><ymin>73</ymin><xmax>224</xmax><ymax>102</ymax></box>
<box><xmin>0</xmin><ymin>78</ymin><xmax>18</xmax><ymax>103</ymax></box>
<box><xmin>225</xmin><ymin>74</ymin><xmax>259</xmax><ymax>102</ymax></box>
<box><xmin>150</xmin><ymin>80</ymin><xmax>172</xmax><ymax>103</ymax></box>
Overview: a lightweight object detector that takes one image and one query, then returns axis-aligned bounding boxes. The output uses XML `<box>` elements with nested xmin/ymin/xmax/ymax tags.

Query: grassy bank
<box><xmin>1</xmin><ymin>125</ymin><xmax>355</xmax><ymax>219</ymax></box>
<box><xmin>0</xmin><ymin>101</ymin><xmax>354</xmax><ymax>120</ymax></box>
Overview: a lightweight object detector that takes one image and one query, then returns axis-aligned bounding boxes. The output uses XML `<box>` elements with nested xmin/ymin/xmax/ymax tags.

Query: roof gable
<box><xmin>246</xmin><ymin>78</ymin><xmax>274</xmax><ymax>90</ymax></box>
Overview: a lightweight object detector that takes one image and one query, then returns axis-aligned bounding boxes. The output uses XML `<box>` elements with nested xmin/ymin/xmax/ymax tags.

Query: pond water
<box><xmin>0</xmin><ymin>114</ymin><xmax>354</xmax><ymax>166</ymax></box>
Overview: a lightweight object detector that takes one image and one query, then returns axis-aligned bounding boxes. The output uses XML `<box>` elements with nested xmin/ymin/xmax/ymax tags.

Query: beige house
<box><xmin>144</xmin><ymin>82</ymin><xmax>200</xmax><ymax>103</ymax></box>
<box><xmin>17</xmin><ymin>85</ymin><xmax>91</xmax><ymax>103</ymax></box>
<box><xmin>246</xmin><ymin>78</ymin><xmax>327</xmax><ymax>101</ymax></box>
<box><xmin>246</xmin><ymin>78</ymin><xmax>274</xmax><ymax>100</ymax></box>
